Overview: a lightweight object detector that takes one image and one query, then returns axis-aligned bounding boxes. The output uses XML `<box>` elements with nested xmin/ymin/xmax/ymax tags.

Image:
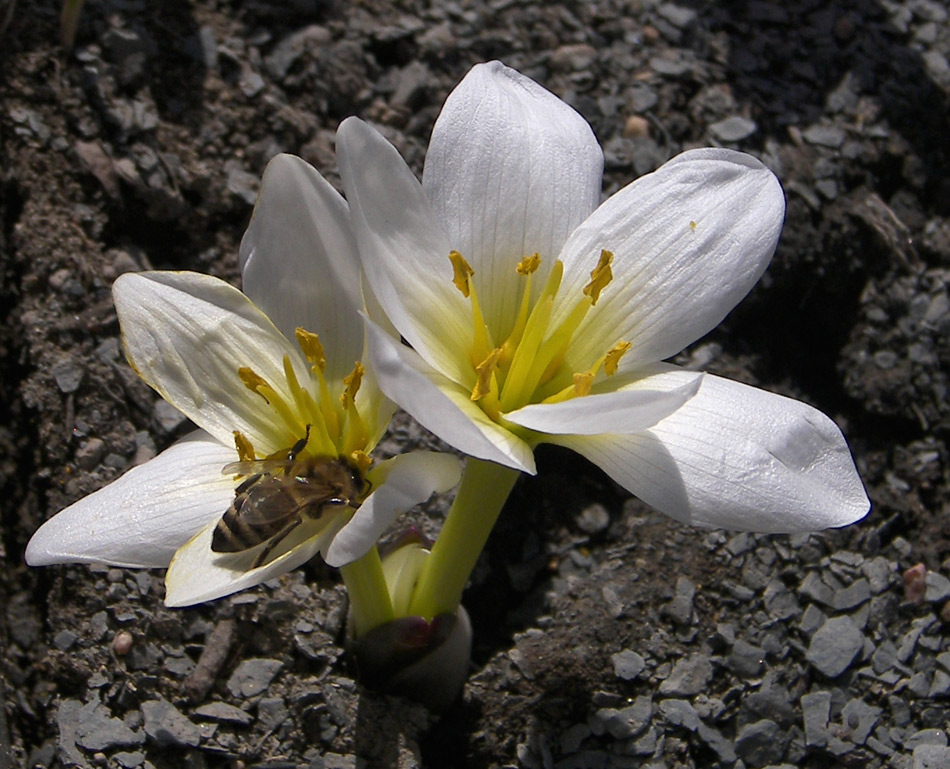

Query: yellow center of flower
<box><xmin>234</xmin><ymin>327</ymin><xmax>370</xmax><ymax>467</ymax></box>
<box><xmin>449</xmin><ymin>250</ymin><xmax>630</xmax><ymax>423</ymax></box>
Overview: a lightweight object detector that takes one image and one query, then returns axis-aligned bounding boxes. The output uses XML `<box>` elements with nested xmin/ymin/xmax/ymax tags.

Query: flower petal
<box><xmin>324</xmin><ymin>452</ymin><xmax>462</xmax><ymax>567</ymax></box>
<box><xmin>114</xmin><ymin>271</ymin><xmax>309</xmax><ymax>454</ymax></box>
<box><xmin>25</xmin><ymin>432</ymin><xmax>235</xmax><ymax>568</ymax></box>
<box><xmin>422</xmin><ymin>61</ymin><xmax>603</xmax><ymax>342</ymax></box>
<box><xmin>506</xmin><ymin>370</ymin><xmax>701</xmax><ymax>435</ymax></box>
<box><xmin>555</xmin><ymin>148</ymin><xmax>785</xmax><ymax>371</ymax></box>
<box><xmin>164</xmin><ymin>512</ymin><xmax>345</xmax><ymax>607</ymax></box>
<box><xmin>551</xmin><ymin>369</ymin><xmax>870</xmax><ymax>532</ymax></box>
<box><xmin>336</xmin><ymin>117</ymin><xmax>472</xmax><ymax>385</ymax></box>
<box><xmin>240</xmin><ymin>154</ymin><xmax>364</xmax><ymax>384</ymax></box>
<box><xmin>364</xmin><ymin>318</ymin><xmax>536</xmax><ymax>474</ymax></box>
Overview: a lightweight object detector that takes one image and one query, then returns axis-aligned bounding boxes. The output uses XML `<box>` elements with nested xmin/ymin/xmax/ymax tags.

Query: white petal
<box><xmin>555</xmin><ymin>148</ymin><xmax>785</xmax><ymax>371</ymax></box>
<box><xmin>336</xmin><ymin>117</ymin><xmax>472</xmax><ymax>385</ymax></box>
<box><xmin>552</xmin><ymin>369</ymin><xmax>869</xmax><ymax>532</ymax></box>
<box><xmin>240</xmin><ymin>154</ymin><xmax>364</xmax><ymax>384</ymax></box>
<box><xmin>114</xmin><ymin>271</ymin><xmax>309</xmax><ymax>454</ymax></box>
<box><xmin>422</xmin><ymin>61</ymin><xmax>603</xmax><ymax>342</ymax></box>
<box><xmin>164</xmin><ymin>512</ymin><xmax>345</xmax><ymax>607</ymax></box>
<box><xmin>324</xmin><ymin>452</ymin><xmax>462</xmax><ymax>567</ymax></box>
<box><xmin>365</xmin><ymin>318</ymin><xmax>536</xmax><ymax>474</ymax></box>
<box><xmin>506</xmin><ymin>371</ymin><xmax>701</xmax><ymax>435</ymax></box>
<box><xmin>25</xmin><ymin>432</ymin><xmax>235</xmax><ymax>568</ymax></box>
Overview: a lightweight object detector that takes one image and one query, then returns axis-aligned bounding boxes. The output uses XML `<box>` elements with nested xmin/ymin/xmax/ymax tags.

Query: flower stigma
<box><xmin>448</xmin><ymin>250</ymin><xmax>631</xmax><ymax>423</ymax></box>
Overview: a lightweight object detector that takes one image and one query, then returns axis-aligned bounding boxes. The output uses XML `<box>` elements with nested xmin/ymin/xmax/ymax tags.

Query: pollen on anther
<box><xmin>233</xmin><ymin>431</ymin><xmax>256</xmax><ymax>462</ymax></box>
<box><xmin>295</xmin><ymin>328</ymin><xmax>327</xmax><ymax>372</ymax></box>
<box><xmin>573</xmin><ymin>372</ymin><xmax>594</xmax><ymax>397</ymax></box>
<box><xmin>341</xmin><ymin>362</ymin><xmax>365</xmax><ymax>404</ymax></box>
<box><xmin>239</xmin><ymin>367</ymin><xmax>271</xmax><ymax>400</ymax></box>
<box><xmin>471</xmin><ymin>347</ymin><xmax>502</xmax><ymax>401</ymax></box>
<box><xmin>516</xmin><ymin>253</ymin><xmax>541</xmax><ymax>275</ymax></box>
<box><xmin>583</xmin><ymin>250</ymin><xmax>614</xmax><ymax>305</ymax></box>
<box><xmin>604</xmin><ymin>341</ymin><xmax>632</xmax><ymax>376</ymax></box>
<box><xmin>448</xmin><ymin>250</ymin><xmax>474</xmax><ymax>297</ymax></box>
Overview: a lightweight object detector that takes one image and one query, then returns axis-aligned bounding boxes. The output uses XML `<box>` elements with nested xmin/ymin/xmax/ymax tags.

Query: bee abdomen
<box><xmin>211</xmin><ymin>503</ymin><xmax>283</xmax><ymax>553</ymax></box>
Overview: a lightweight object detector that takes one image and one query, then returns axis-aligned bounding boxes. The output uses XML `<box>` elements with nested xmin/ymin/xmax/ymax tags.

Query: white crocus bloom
<box><xmin>336</xmin><ymin>61</ymin><xmax>869</xmax><ymax>534</ymax></box>
<box><xmin>26</xmin><ymin>155</ymin><xmax>460</xmax><ymax>607</ymax></box>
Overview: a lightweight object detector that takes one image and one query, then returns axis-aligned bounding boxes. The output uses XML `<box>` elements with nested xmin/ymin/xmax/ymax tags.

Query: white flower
<box><xmin>335</xmin><ymin>61</ymin><xmax>869</xmax><ymax>533</ymax></box>
<box><xmin>26</xmin><ymin>155</ymin><xmax>460</xmax><ymax>606</ymax></box>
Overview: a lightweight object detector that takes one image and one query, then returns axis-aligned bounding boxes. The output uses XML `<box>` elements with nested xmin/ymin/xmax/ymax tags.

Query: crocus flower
<box><xmin>26</xmin><ymin>154</ymin><xmax>460</xmax><ymax>608</ymax></box>
<box><xmin>333</xmin><ymin>60</ymin><xmax>868</xmax><ymax>611</ymax></box>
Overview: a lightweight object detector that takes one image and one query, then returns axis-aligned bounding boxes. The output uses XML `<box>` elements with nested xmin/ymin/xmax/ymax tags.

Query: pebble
<box><xmin>661</xmin><ymin>576</ymin><xmax>695</xmax><ymax>625</ymax></box>
<box><xmin>193</xmin><ymin>702</ymin><xmax>254</xmax><ymax>726</ymax></box>
<box><xmin>802</xmin><ymin>690</ymin><xmax>831</xmax><ymax>748</ymax></box>
<box><xmin>75</xmin><ymin>701</ymin><xmax>144</xmax><ymax>751</ymax></box>
<box><xmin>842</xmin><ymin>699</ymin><xmax>882</xmax><ymax>744</ymax></box>
<box><xmin>576</xmin><ymin>504</ymin><xmax>610</xmax><ymax>535</ymax></box>
<box><xmin>141</xmin><ymin>698</ymin><xmax>201</xmax><ymax>748</ymax></box>
<box><xmin>915</xmin><ymin>745</ymin><xmax>950</xmax><ymax>769</ymax></box>
<box><xmin>51</xmin><ymin>356</ymin><xmax>85</xmax><ymax>393</ymax></box>
<box><xmin>226</xmin><ymin>658</ymin><xmax>284</xmax><ymax>697</ymax></box>
<box><xmin>728</xmin><ymin>639</ymin><xmax>766</xmax><ymax>677</ymax></box>
<box><xmin>588</xmin><ymin>696</ymin><xmax>652</xmax><ymax>739</ymax></box>
<box><xmin>806</xmin><ymin>616</ymin><xmax>865</xmax><ymax>677</ymax></box>
<box><xmin>924</xmin><ymin>572</ymin><xmax>950</xmax><ymax>602</ymax></box>
<box><xmin>658</xmin><ymin>699</ymin><xmax>700</xmax><ymax>731</ymax></box>
<box><xmin>658</xmin><ymin>654</ymin><xmax>713</xmax><ymax>696</ymax></box>
<box><xmin>802</xmin><ymin>123</ymin><xmax>846</xmax><ymax>148</ymax></box>
<box><xmin>709</xmin><ymin>116</ymin><xmax>758</xmax><ymax>142</ymax></box>
<box><xmin>610</xmin><ymin>649</ymin><xmax>646</xmax><ymax>680</ymax></box>
<box><xmin>734</xmin><ymin>718</ymin><xmax>787</xmax><ymax>766</ymax></box>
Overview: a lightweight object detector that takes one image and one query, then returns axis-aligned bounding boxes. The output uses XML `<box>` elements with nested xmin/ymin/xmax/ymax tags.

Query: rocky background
<box><xmin>2</xmin><ymin>0</ymin><xmax>949</xmax><ymax>767</ymax></box>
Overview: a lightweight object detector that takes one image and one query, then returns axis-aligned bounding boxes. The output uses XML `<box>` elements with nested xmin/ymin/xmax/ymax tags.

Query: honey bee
<box><xmin>213</xmin><ymin>429</ymin><xmax>365</xmax><ymax>568</ymax></box>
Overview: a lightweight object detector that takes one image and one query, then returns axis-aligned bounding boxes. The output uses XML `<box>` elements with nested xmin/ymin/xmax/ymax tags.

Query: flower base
<box><xmin>348</xmin><ymin>606</ymin><xmax>472</xmax><ymax>711</ymax></box>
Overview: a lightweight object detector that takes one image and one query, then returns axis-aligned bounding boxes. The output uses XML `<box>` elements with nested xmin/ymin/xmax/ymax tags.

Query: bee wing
<box><xmin>237</xmin><ymin>476</ymin><xmax>346</xmax><ymax>525</ymax></box>
<box><xmin>222</xmin><ymin>459</ymin><xmax>296</xmax><ymax>476</ymax></box>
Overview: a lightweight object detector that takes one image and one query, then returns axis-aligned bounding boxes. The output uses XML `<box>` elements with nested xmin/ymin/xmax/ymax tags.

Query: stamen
<box><xmin>295</xmin><ymin>328</ymin><xmax>327</xmax><ymax>373</ymax></box>
<box><xmin>233</xmin><ymin>431</ymin><xmax>255</xmax><ymax>461</ymax></box>
<box><xmin>573</xmin><ymin>372</ymin><xmax>594</xmax><ymax>397</ymax></box>
<box><xmin>472</xmin><ymin>348</ymin><xmax>502</xmax><ymax>401</ymax></box>
<box><xmin>516</xmin><ymin>253</ymin><xmax>541</xmax><ymax>275</ymax></box>
<box><xmin>283</xmin><ymin>356</ymin><xmax>319</xmax><ymax>428</ymax></box>
<box><xmin>448</xmin><ymin>250</ymin><xmax>474</xmax><ymax>297</ymax></box>
<box><xmin>583</xmin><ymin>249</ymin><xmax>614</xmax><ymax>306</ymax></box>
<box><xmin>238</xmin><ymin>366</ymin><xmax>306</xmax><ymax>438</ymax></box>
<box><xmin>349</xmin><ymin>450</ymin><xmax>373</xmax><ymax>477</ymax></box>
<box><xmin>604</xmin><ymin>341</ymin><xmax>632</xmax><ymax>376</ymax></box>
<box><xmin>341</xmin><ymin>362</ymin><xmax>365</xmax><ymax>405</ymax></box>
<box><xmin>447</xmin><ymin>251</ymin><xmax>494</xmax><ymax>367</ymax></box>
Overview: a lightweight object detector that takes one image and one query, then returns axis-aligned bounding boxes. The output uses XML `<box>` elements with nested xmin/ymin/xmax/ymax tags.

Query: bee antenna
<box><xmin>288</xmin><ymin>425</ymin><xmax>312</xmax><ymax>461</ymax></box>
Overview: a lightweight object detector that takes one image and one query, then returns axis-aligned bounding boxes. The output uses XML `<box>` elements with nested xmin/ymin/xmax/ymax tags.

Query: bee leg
<box><xmin>251</xmin><ymin>516</ymin><xmax>303</xmax><ymax>569</ymax></box>
<box><xmin>287</xmin><ymin>425</ymin><xmax>312</xmax><ymax>461</ymax></box>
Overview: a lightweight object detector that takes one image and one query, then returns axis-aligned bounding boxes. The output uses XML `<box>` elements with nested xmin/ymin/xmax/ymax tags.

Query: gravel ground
<box><xmin>2</xmin><ymin>0</ymin><xmax>949</xmax><ymax>767</ymax></box>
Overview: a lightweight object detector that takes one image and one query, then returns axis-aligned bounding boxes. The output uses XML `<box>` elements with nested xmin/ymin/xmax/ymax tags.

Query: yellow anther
<box><xmin>471</xmin><ymin>347</ymin><xmax>503</xmax><ymax>401</ymax></box>
<box><xmin>573</xmin><ymin>372</ymin><xmax>594</xmax><ymax>397</ymax></box>
<box><xmin>350</xmin><ymin>450</ymin><xmax>373</xmax><ymax>477</ymax></box>
<box><xmin>448</xmin><ymin>250</ymin><xmax>474</xmax><ymax>297</ymax></box>
<box><xmin>233</xmin><ymin>431</ymin><xmax>256</xmax><ymax>462</ymax></box>
<box><xmin>295</xmin><ymin>328</ymin><xmax>327</xmax><ymax>372</ymax></box>
<box><xmin>583</xmin><ymin>249</ymin><xmax>614</xmax><ymax>305</ymax></box>
<box><xmin>604</xmin><ymin>341</ymin><xmax>632</xmax><ymax>376</ymax></box>
<box><xmin>239</xmin><ymin>367</ymin><xmax>271</xmax><ymax>400</ymax></box>
<box><xmin>690</xmin><ymin>220</ymin><xmax>697</xmax><ymax>230</ymax></box>
<box><xmin>341</xmin><ymin>361</ymin><xmax>365</xmax><ymax>405</ymax></box>
<box><xmin>516</xmin><ymin>253</ymin><xmax>541</xmax><ymax>275</ymax></box>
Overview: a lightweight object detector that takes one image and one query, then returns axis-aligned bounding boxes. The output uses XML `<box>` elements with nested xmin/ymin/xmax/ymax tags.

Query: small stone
<box><xmin>112</xmin><ymin>631</ymin><xmax>134</xmax><ymax>656</ymax></box>
<box><xmin>227</xmin><ymin>658</ymin><xmax>284</xmax><ymax>698</ymax></box>
<box><xmin>802</xmin><ymin>123</ymin><xmax>846</xmax><ymax>148</ymax></box>
<box><xmin>905</xmin><ymin>729</ymin><xmax>948</xmax><ymax>749</ymax></box>
<box><xmin>193</xmin><ymin>702</ymin><xmax>253</xmax><ymax>726</ymax></box>
<box><xmin>588</xmin><ymin>696</ymin><xmax>652</xmax><ymax>739</ymax></box>
<box><xmin>862</xmin><ymin>557</ymin><xmax>894</xmax><ymax>593</ymax></box>
<box><xmin>659</xmin><ymin>699</ymin><xmax>700</xmax><ymax>731</ymax></box>
<box><xmin>51</xmin><ymin>356</ymin><xmax>85</xmax><ymax>393</ymax></box>
<box><xmin>576</xmin><ymin>504</ymin><xmax>610</xmax><ymax>535</ymax></box>
<box><xmin>76</xmin><ymin>702</ymin><xmax>144</xmax><ymax>751</ymax></box>
<box><xmin>659</xmin><ymin>654</ymin><xmax>713</xmax><ymax>696</ymax></box>
<box><xmin>697</xmin><ymin>722</ymin><xmax>737</xmax><ymax>763</ymax></box>
<box><xmin>735</xmin><ymin>719</ymin><xmax>787</xmax><ymax>766</ymax></box>
<box><xmin>709</xmin><ymin>116</ymin><xmax>757</xmax><ymax>142</ymax></box>
<box><xmin>727</xmin><ymin>639</ymin><xmax>766</xmax><ymax>678</ymax></box>
<box><xmin>75</xmin><ymin>438</ymin><xmax>106</xmax><ymax>470</ymax></box>
<box><xmin>806</xmin><ymin>616</ymin><xmax>865</xmax><ymax>677</ymax></box>
<box><xmin>257</xmin><ymin>697</ymin><xmax>289</xmax><ymax>730</ymax></box>
<box><xmin>53</xmin><ymin>629</ymin><xmax>79</xmax><ymax>651</ymax></box>
<box><xmin>800</xmin><ymin>572</ymin><xmax>836</xmax><ymax>607</ymax></box>
<box><xmin>560</xmin><ymin>723</ymin><xmax>591</xmax><ymax>754</ymax></box>
<box><xmin>833</xmin><ymin>579</ymin><xmax>871</xmax><ymax>610</ymax></box>
<box><xmin>925</xmin><ymin>572</ymin><xmax>950</xmax><ymax>602</ymax></box>
<box><xmin>226</xmin><ymin>167</ymin><xmax>260</xmax><ymax>207</ymax></box>
<box><xmin>800</xmin><ymin>604</ymin><xmax>827</xmax><ymax>635</ymax></box>
<box><xmin>915</xmin><ymin>745</ymin><xmax>950</xmax><ymax>769</ymax></box>
<box><xmin>841</xmin><ymin>699</ymin><xmax>881</xmax><ymax>744</ymax></box>
<box><xmin>153</xmin><ymin>400</ymin><xmax>187</xmax><ymax>434</ymax></box>
<box><xmin>141</xmin><ymin>698</ymin><xmax>201</xmax><ymax>748</ymax></box>
<box><xmin>661</xmin><ymin>576</ymin><xmax>695</xmax><ymax>625</ymax></box>
<box><xmin>112</xmin><ymin>751</ymin><xmax>145</xmax><ymax>769</ymax></box>
<box><xmin>802</xmin><ymin>691</ymin><xmax>831</xmax><ymax>748</ymax></box>
<box><xmin>929</xmin><ymin>670</ymin><xmax>950</xmax><ymax>698</ymax></box>
<box><xmin>611</xmin><ymin>649</ymin><xmax>646</xmax><ymax>680</ymax></box>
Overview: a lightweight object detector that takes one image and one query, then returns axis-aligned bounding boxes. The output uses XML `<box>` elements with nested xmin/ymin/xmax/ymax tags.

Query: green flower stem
<box><xmin>408</xmin><ymin>458</ymin><xmax>520</xmax><ymax>620</ymax></box>
<box><xmin>339</xmin><ymin>545</ymin><xmax>395</xmax><ymax>638</ymax></box>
